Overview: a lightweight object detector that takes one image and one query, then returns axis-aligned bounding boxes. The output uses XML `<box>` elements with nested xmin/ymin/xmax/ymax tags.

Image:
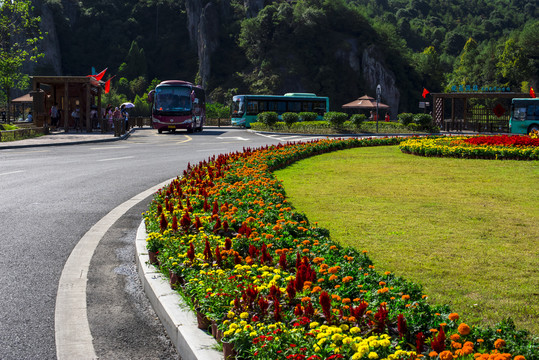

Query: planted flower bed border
<box><xmin>399</xmin><ymin>135</ymin><xmax>539</xmax><ymax>160</ymax></box>
<box><xmin>144</xmin><ymin>137</ymin><xmax>536</xmax><ymax>360</ymax></box>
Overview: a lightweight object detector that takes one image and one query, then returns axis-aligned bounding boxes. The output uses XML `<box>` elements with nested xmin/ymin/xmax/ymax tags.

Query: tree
<box><xmin>0</xmin><ymin>0</ymin><xmax>43</xmax><ymax>123</ymax></box>
<box><xmin>496</xmin><ymin>38</ymin><xmax>530</xmax><ymax>87</ymax></box>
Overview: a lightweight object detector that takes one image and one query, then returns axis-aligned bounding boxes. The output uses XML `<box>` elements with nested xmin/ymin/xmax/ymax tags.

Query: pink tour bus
<box><xmin>148</xmin><ymin>80</ymin><xmax>206</xmax><ymax>133</ymax></box>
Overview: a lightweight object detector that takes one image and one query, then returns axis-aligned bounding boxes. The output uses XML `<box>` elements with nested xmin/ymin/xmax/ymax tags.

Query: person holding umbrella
<box><xmin>120</xmin><ymin>102</ymin><xmax>134</xmax><ymax>132</ymax></box>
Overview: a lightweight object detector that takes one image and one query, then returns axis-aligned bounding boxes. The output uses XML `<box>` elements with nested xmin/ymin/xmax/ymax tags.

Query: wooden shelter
<box><xmin>431</xmin><ymin>92</ymin><xmax>530</xmax><ymax>132</ymax></box>
<box><xmin>342</xmin><ymin>95</ymin><xmax>390</xmax><ymax>110</ymax></box>
<box><xmin>30</xmin><ymin>76</ymin><xmax>103</xmax><ymax>132</ymax></box>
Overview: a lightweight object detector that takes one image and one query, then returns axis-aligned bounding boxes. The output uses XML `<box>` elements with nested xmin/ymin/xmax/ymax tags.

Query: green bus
<box><xmin>509</xmin><ymin>98</ymin><xmax>539</xmax><ymax>134</ymax></box>
<box><xmin>231</xmin><ymin>93</ymin><xmax>329</xmax><ymax>128</ymax></box>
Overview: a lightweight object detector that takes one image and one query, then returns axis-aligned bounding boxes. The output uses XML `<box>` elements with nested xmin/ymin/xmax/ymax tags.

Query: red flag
<box><xmin>104</xmin><ymin>78</ymin><xmax>111</xmax><ymax>94</ymax></box>
<box><xmin>88</xmin><ymin>68</ymin><xmax>107</xmax><ymax>81</ymax></box>
<box><xmin>422</xmin><ymin>88</ymin><xmax>430</xmax><ymax>98</ymax></box>
<box><xmin>531</xmin><ymin>87</ymin><xmax>536</xmax><ymax>98</ymax></box>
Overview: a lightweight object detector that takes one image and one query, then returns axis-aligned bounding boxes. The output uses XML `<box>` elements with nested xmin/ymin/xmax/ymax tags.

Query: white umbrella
<box><xmin>121</xmin><ymin>102</ymin><xmax>135</xmax><ymax>108</ymax></box>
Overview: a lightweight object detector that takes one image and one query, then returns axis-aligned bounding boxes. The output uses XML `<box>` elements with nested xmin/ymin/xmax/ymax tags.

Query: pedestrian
<box><xmin>90</xmin><ymin>106</ymin><xmax>98</xmax><ymax>129</ymax></box>
<box><xmin>369</xmin><ymin>110</ymin><xmax>374</xmax><ymax>121</ymax></box>
<box><xmin>26</xmin><ymin>112</ymin><xmax>33</xmax><ymax>122</ymax></box>
<box><xmin>120</xmin><ymin>105</ymin><xmax>129</xmax><ymax>131</ymax></box>
<box><xmin>112</xmin><ymin>107</ymin><xmax>121</xmax><ymax>129</ymax></box>
<box><xmin>385</xmin><ymin>113</ymin><xmax>390</xmax><ymax>122</ymax></box>
<box><xmin>71</xmin><ymin>106</ymin><xmax>81</xmax><ymax>131</ymax></box>
<box><xmin>50</xmin><ymin>103</ymin><xmax>60</xmax><ymax>129</ymax></box>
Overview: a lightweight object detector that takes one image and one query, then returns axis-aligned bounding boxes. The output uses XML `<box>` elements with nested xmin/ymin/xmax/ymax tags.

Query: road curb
<box><xmin>135</xmin><ymin>221</ymin><xmax>223</xmax><ymax>360</ymax></box>
<box><xmin>0</xmin><ymin>129</ymin><xmax>134</xmax><ymax>150</ymax></box>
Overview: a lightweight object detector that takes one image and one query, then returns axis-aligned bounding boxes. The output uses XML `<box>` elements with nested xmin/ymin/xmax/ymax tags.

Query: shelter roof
<box><xmin>342</xmin><ymin>94</ymin><xmax>389</xmax><ymax>109</ymax></box>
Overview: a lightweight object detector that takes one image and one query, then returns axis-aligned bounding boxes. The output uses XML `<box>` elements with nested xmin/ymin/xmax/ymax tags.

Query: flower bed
<box><xmin>399</xmin><ymin>135</ymin><xmax>539</xmax><ymax>160</ymax></box>
<box><xmin>144</xmin><ymin>137</ymin><xmax>537</xmax><ymax>360</ymax></box>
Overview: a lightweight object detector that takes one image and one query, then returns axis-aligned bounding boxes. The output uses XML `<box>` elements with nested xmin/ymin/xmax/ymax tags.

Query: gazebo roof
<box><xmin>342</xmin><ymin>95</ymin><xmax>390</xmax><ymax>109</ymax></box>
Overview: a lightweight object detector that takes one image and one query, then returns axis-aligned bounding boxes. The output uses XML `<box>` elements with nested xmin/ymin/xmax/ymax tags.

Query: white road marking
<box><xmin>97</xmin><ymin>156</ymin><xmax>134</xmax><ymax>162</ymax></box>
<box><xmin>55</xmin><ymin>178</ymin><xmax>174</xmax><ymax>360</ymax></box>
<box><xmin>216</xmin><ymin>136</ymin><xmax>249</xmax><ymax>141</ymax></box>
<box><xmin>90</xmin><ymin>146</ymin><xmax>130</xmax><ymax>150</ymax></box>
<box><xmin>0</xmin><ymin>170</ymin><xmax>24</xmax><ymax>176</ymax></box>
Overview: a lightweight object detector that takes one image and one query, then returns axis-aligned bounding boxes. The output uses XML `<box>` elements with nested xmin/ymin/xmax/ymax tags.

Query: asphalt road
<box><xmin>0</xmin><ymin>127</ymin><xmax>323</xmax><ymax>359</ymax></box>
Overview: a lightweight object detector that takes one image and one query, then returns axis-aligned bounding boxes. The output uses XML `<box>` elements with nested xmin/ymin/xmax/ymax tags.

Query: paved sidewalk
<box><xmin>0</xmin><ymin>129</ymin><xmax>132</xmax><ymax>149</ymax></box>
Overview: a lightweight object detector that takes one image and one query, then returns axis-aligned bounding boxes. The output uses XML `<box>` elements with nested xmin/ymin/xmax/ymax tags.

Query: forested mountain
<box><xmin>30</xmin><ymin>0</ymin><xmax>539</xmax><ymax>113</ymax></box>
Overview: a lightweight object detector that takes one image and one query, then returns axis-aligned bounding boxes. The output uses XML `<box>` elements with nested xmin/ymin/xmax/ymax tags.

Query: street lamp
<box><xmin>376</xmin><ymin>84</ymin><xmax>381</xmax><ymax>133</ymax></box>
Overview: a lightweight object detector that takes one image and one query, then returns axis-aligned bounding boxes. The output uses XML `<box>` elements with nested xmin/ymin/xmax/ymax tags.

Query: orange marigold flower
<box><xmin>428</xmin><ymin>351</ymin><xmax>438</xmax><ymax>358</ymax></box>
<box><xmin>494</xmin><ymin>339</ymin><xmax>505</xmax><ymax>349</ymax></box>
<box><xmin>328</xmin><ymin>266</ymin><xmax>341</xmax><ymax>274</ymax></box>
<box><xmin>450</xmin><ymin>334</ymin><xmax>461</xmax><ymax>341</ymax></box>
<box><xmin>334</xmin><ymin>285</ymin><xmax>341</xmax><ymax>289</ymax></box>
<box><xmin>302</xmin><ymin>240</ymin><xmax>310</xmax><ymax>245</ymax></box>
<box><xmin>448</xmin><ymin>313</ymin><xmax>460</xmax><ymax>321</ymax></box>
<box><xmin>439</xmin><ymin>350</ymin><xmax>454</xmax><ymax>360</ymax></box>
<box><xmin>302</xmin><ymin>248</ymin><xmax>310</xmax><ymax>253</ymax></box>
<box><xmin>330</xmin><ymin>245</ymin><xmax>337</xmax><ymax>250</ymax></box>
<box><xmin>458</xmin><ymin>323</ymin><xmax>471</xmax><ymax>335</ymax></box>
<box><xmin>463</xmin><ymin>341</ymin><xmax>474</xmax><ymax>348</ymax></box>
<box><xmin>342</xmin><ymin>298</ymin><xmax>351</xmax><ymax>304</ymax></box>
<box><xmin>331</xmin><ymin>294</ymin><xmax>341</xmax><ymax>301</ymax></box>
<box><xmin>348</xmin><ymin>316</ymin><xmax>357</xmax><ymax>322</ymax></box>
<box><xmin>440</xmin><ymin>323</ymin><xmax>447</xmax><ymax>327</ymax></box>
<box><xmin>462</xmin><ymin>346</ymin><xmax>474</xmax><ymax>355</ymax></box>
<box><xmin>429</xmin><ymin>329</ymin><xmax>438</xmax><ymax>333</ymax></box>
<box><xmin>311</xmin><ymin>286</ymin><xmax>322</xmax><ymax>293</ymax></box>
<box><xmin>452</xmin><ymin>341</ymin><xmax>462</xmax><ymax>349</ymax></box>
<box><xmin>514</xmin><ymin>356</ymin><xmax>525</xmax><ymax>360</ymax></box>
<box><xmin>476</xmin><ymin>339</ymin><xmax>484</xmax><ymax>343</ymax></box>
<box><xmin>329</xmin><ymin>275</ymin><xmax>338</xmax><ymax>281</ymax></box>
<box><xmin>384</xmin><ymin>271</ymin><xmax>391</xmax><ymax>275</ymax></box>
<box><xmin>318</xmin><ymin>278</ymin><xmax>325</xmax><ymax>283</ymax></box>
<box><xmin>402</xmin><ymin>294</ymin><xmax>410</xmax><ymax>301</ymax></box>
<box><xmin>301</xmin><ymin>297</ymin><xmax>311</xmax><ymax>302</ymax></box>
<box><xmin>379</xmin><ymin>281</ymin><xmax>386</xmax><ymax>286</ymax></box>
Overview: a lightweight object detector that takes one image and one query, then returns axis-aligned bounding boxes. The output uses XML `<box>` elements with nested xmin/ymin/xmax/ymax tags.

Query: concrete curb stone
<box><xmin>135</xmin><ymin>221</ymin><xmax>223</xmax><ymax>360</ymax></box>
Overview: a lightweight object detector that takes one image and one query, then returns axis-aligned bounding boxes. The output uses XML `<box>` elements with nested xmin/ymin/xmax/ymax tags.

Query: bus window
<box><xmin>277</xmin><ymin>101</ymin><xmax>286</xmax><ymax>113</ymax></box>
<box><xmin>528</xmin><ymin>105</ymin><xmax>538</xmax><ymax>120</ymax></box>
<box><xmin>247</xmin><ymin>100</ymin><xmax>259</xmax><ymax>115</ymax></box>
<box><xmin>302</xmin><ymin>102</ymin><xmax>312</xmax><ymax>112</ymax></box>
<box><xmin>288</xmin><ymin>101</ymin><xmax>301</xmax><ymax>112</ymax></box>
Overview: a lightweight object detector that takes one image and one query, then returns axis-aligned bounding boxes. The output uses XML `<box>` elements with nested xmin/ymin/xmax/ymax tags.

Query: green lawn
<box><xmin>274</xmin><ymin>145</ymin><xmax>539</xmax><ymax>335</ymax></box>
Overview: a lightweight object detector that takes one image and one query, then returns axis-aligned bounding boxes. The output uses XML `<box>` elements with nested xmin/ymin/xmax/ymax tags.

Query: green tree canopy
<box><xmin>0</xmin><ymin>0</ymin><xmax>43</xmax><ymax>121</ymax></box>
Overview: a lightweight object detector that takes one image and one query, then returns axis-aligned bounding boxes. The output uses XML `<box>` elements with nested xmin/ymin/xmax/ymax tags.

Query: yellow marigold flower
<box><xmin>448</xmin><ymin>313</ymin><xmax>460</xmax><ymax>321</ymax></box>
<box><xmin>458</xmin><ymin>323</ymin><xmax>471</xmax><ymax>335</ymax></box>
<box><xmin>227</xmin><ymin>311</ymin><xmax>235</xmax><ymax>319</ymax></box>
<box><xmin>368</xmin><ymin>352</ymin><xmax>379</xmax><ymax>359</ymax></box>
<box><xmin>494</xmin><ymin>339</ymin><xmax>505</xmax><ymax>349</ymax></box>
<box><xmin>240</xmin><ymin>312</ymin><xmax>249</xmax><ymax>319</ymax></box>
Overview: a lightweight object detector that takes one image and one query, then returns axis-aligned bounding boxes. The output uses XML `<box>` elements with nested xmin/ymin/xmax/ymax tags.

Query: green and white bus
<box><xmin>509</xmin><ymin>98</ymin><xmax>539</xmax><ymax>134</ymax></box>
<box><xmin>231</xmin><ymin>93</ymin><xmax>329</xmax><ymax>128</ymax></box>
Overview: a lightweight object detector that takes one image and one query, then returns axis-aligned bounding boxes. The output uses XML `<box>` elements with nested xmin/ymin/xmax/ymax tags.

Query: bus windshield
<box><xmin>232</xmin><ymin>96</ymin><xmax>245</xmax><ymax>116</ymax></box>
<box><xmin>154</xmin><ymin>86</ymin><xmax>191</xmax><ymax>112</ymax></box>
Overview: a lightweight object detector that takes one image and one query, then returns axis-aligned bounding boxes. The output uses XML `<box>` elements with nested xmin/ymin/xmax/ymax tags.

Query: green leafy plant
<box><xmin>257</xmin><ymin>112</ymin><xmax>278</xmax><ymax>127</ymax></box>
<box><xmin>350</xmin><ymin>114</ymin><xmax>367</xmax><ymax>128</ymax></box>
<box><xmin>299</xmin><ymin>112</ymin><xmax>318</xmax><ymax>122</ymax></box>
<box><xmin>324</xmin><ymin>111</ymin><xmax>348</xmax><ymax>128</ymax></box>
<box><xmin>398</xmin><ymin>113</ymin><xmax>414</xmax><ymax>126</ymax></box>
<box><xmin>282</xmin><ymin>112</ymin><xmax>299</xmax><ymax>128</ymax></box>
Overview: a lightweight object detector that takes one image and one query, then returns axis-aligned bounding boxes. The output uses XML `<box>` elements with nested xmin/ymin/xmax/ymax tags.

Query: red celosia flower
<box><xmin>159</xmin><ymin>213</ymin><xmax>167</xmax><ymax>232</ymax></box>
<box><xmin>431</xmin><ymin>326</ymin><xmax>446</xmax><ymax>353</ymax></box>
<box><xmin>187</xmin><ymin>243</ymin><xmax>195</xmax><ymax>262</ymax></box>
<box><xmin>279</xmin><ymin>252</ymin><xmax>287</xmax><ymax>270</ymax></box>
<box><xmin>398</xmin><ymin>313</ymin><xmax>407</xmax><ymax>338</ymax></box>
<box><xmin>319</xmin><ymin>291</ymin><xmax>332</xmax><ymax>323</ymax></box>
<box><xmin>224</xmin><ymin>238</ymin><xmax>232</xmax><ymax>250</ymax></box>
<box><xmin>416</xmin><ymin>332</ymin><xmax>425</xmax><ymax>353</ymax></box>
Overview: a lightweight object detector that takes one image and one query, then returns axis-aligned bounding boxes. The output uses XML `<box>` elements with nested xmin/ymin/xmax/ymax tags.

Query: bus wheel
<box><xmin>187</xmin><ymin>127</ymin><xmax>194</xmax><ymax>133</ymax></box>
<box><xmin>158</xmin><ymin>128</ymin><xmax>163</xmax><ymax>134</ymax></box>
<box><xmin>198</xmin><ymin>124</ymin><xmax>203</xmax><ymax>132</ymax></box>
<box><xmin>528</xmin><ymin>124</ymin><xmax>539</xmax><ymax>133</ymax></box>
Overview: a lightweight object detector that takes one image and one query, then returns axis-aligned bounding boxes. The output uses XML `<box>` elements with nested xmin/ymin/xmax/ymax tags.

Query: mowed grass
<box><xmin>274</xmin><ymin>145</ymin><xmax>539</xmax><ymax>334</ymax></box>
